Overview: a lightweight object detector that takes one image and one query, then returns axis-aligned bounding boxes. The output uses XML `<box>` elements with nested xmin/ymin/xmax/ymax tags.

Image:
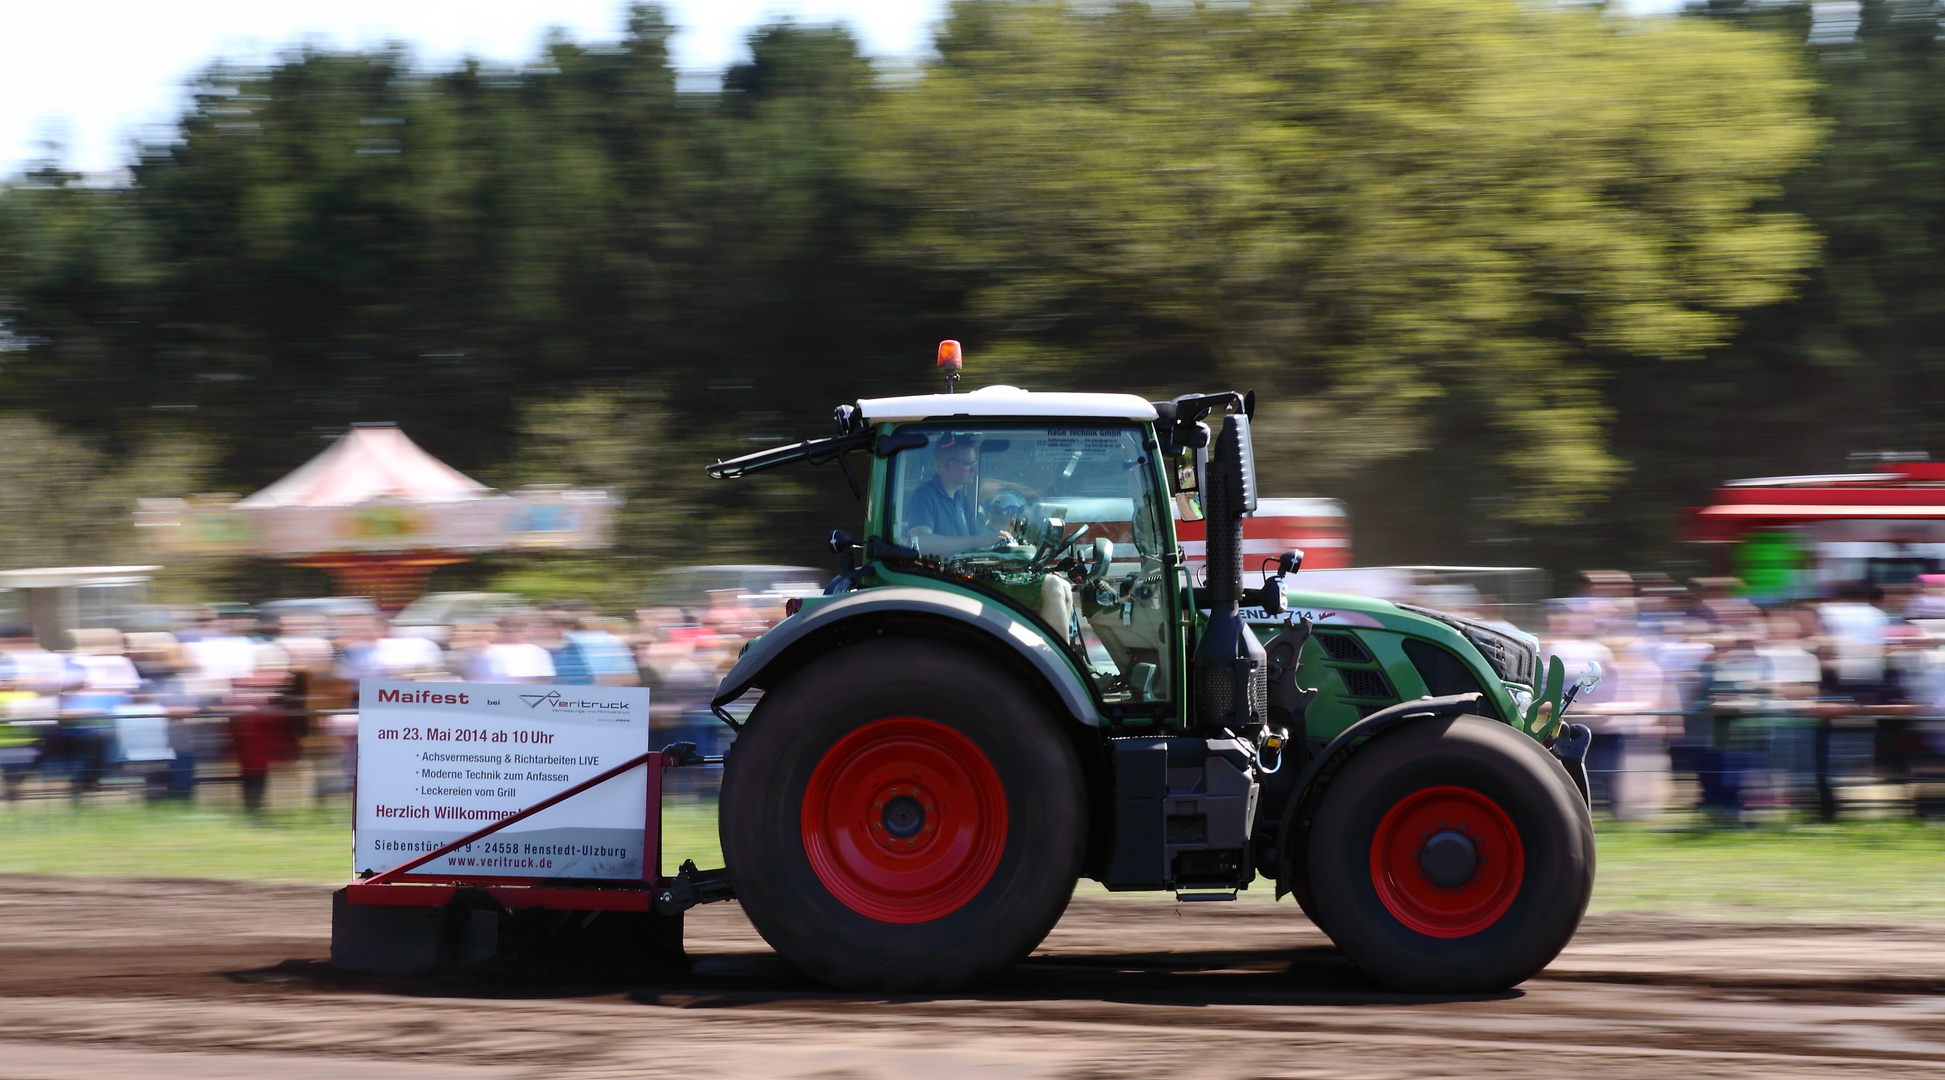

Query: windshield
<box><xmin>887</xmin><ymin>424</ymin><xmax>1174</xmax><ymax>707</ymax></box>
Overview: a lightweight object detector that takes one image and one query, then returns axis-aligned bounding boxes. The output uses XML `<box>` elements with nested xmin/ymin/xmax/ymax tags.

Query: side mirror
<box><xmin>1166</xmin><ymin>422</ymin><xmax>1209</xmax><ymax>523</ymax></box>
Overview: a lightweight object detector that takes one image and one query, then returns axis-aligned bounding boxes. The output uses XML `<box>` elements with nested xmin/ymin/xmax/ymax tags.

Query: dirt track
<box><xmin>2</xmin><ymin>876</ymin><xmax>1945</xmax><ymax>1078</ymax></box>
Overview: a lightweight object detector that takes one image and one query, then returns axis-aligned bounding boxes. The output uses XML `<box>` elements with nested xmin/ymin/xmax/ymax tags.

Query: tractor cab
<box><xmin>861</xmin><ymin>387</ymin><xmax>1180</xmax><ymax>711</ymax></box>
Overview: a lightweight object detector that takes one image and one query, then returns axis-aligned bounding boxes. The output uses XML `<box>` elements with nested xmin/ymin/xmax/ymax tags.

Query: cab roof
<box><xmin>857</xmin><ymin>384</ymin><xmax>1159</xmax><ymax>425</ymax></box>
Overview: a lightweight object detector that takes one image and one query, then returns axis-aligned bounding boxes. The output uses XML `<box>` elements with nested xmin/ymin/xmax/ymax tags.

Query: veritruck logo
<box><xmin>514</xmin><ymin>689</ymin><xmax>633</xmax><ymax>716</ymax></box>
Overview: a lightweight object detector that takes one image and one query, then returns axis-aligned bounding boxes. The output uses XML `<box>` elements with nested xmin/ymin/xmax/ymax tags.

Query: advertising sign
<box><xmin>355</xmin><ymin>681</ymin><xmax>651</xmax><ymax>880</ymax></box>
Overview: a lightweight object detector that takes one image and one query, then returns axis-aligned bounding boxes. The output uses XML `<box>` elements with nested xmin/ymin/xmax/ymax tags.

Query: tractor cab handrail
<box><xmin>707</xmin><ymin>430</ymin><xmax>873</xmax><ymax>480</ymax></box>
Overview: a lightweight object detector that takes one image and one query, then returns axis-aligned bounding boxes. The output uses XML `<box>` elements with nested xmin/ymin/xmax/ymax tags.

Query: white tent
<box><xmin>135</xmin><ymin>425</ymin><xmax>618</xmax><ymax>607</ymax></box>
<box><xmin>239</xmin><ymin>424</ymin><xmax>491</xmax><ymax>508</ymax></box>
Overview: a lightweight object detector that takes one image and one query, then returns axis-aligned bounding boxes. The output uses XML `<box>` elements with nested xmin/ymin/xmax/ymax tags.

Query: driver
<box><xmin>905</xmin><ymin>433</ymin><xmax>1013</xmax><ymax>557</ymax></box>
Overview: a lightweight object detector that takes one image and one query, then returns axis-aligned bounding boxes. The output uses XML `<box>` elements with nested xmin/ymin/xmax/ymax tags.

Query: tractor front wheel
<box><xmin>721</xmin><ymin>637</ymin><xmax>1085</xmax><ymax>992</ymax></box>
<box><xmin>1306</xmin><ymin>714</ymin><xmax>1593</xmax><ymax>993</ymax></box>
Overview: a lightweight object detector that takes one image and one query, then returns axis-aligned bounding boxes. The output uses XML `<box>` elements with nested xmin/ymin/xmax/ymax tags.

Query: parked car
<box><xmin>255</xmin><ymin>596</ymin><xmax>377</xmax><ymax>636</ymax></box>
<box><xmin>389</xmin><ymin>592</ymin><xmax>529</xmax><ymax>643</ymax></box>
<box><xmin>645</xmin><ymin>565</ymin><xmax>826</xmax><ymax>610</ymax></box>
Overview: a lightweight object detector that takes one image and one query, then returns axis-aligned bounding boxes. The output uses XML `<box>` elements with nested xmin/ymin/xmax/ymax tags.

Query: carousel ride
<box><xmin>137</xmin><ymin>424</ymin><xmax>617</xmax><ymax>609</ymax></box>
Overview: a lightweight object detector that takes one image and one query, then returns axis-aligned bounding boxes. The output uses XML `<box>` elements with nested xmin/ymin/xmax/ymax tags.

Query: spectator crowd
<box><xmin>1528</xmin><ymin>572</ymin><xmax>1945</xmax><ymax>820</ymax></box>
<box><xmin>6</xmin><ymin>571</ymin><xmax>1945</xmax><ymax>821</ymax></box>
<box><xmin>0</xmin><ymin>589</ymin><xmax>789</xmax><ymax>809</ymax></box>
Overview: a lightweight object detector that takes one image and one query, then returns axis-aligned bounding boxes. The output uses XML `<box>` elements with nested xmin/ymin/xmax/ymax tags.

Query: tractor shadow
<box><xmin>242</xmin><ymin>942</ymin><xmax>1519</xmax><ymax>1010</ymax></box>
<box><xmin>654</xmin><ymin>943</ymin><xmax>1522</xmax><ymax>1009</ymax></box>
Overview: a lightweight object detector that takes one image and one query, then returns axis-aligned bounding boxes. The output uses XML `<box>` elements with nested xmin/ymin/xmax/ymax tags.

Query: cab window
<box><xmin>887</xmin><ymin>424</ymin><xmax>1174</xmax><ymax>706</ymax></box>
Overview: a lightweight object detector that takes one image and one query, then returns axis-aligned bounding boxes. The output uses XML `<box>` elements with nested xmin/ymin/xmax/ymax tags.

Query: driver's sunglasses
<box><xmin>941</xmin><ymin>456</ymin><xmax>978</xmax><ymax>470</ymax></box>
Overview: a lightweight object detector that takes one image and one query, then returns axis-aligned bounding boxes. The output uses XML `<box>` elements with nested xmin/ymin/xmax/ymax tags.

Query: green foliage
<box><xmin>0</xmin><ymin>415</ymin><xmax>209</xmax><ymax>569</ymax></box>
<box><xmin>481</xmin><ymin>384</ymin><xmax>833</xmax><ymax>602</ymax></box>
<box><xmin>0</xmin><ymin>0</ymin><xmax>1875</xmax><ymax>586</ymax></box>
<box><xmin>1465</xmin><ymin>0</ymin><xmax>1945</xmax><ymax>576</ymax></box>
<box><xmin>871</xmin><ymin>0</ymin><xmax>1820</xmax><ymax>523</ymax></box>
<box><xmin>1</xmin><ymin>14</ymin><xmax>691</xmax><ymax>488</ymax></box>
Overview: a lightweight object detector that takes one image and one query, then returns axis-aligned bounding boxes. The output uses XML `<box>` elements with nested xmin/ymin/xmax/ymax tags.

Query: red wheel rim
<box><xmin>1369</xmin><ymin>785</ymin><xmax>1524</xmax><ymax>939</ymax></box>
<box><xmin>801</xmin><ymin>717</ymin><xmax>1008</xmax><ymax>924</ymax></box>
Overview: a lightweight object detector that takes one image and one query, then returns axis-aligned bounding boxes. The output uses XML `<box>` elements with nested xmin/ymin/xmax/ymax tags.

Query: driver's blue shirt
<box><xmin>905</xmin><ymin>476</ymin><xmax>977</xmax><ymax>538</ymax></box>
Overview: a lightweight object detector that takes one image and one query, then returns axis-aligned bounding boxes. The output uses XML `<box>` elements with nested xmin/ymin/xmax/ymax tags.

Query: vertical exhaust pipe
<box><xmin>1194</xmin><ymin>412</ymin><xmax>1267</xmax><ymax>731</ymax></box>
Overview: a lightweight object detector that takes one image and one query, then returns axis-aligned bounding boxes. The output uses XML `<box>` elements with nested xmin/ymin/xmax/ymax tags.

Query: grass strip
<box><xmin>2</xmin><ymin>800</ymin><xmax>1943</xmax><ymax>923</ymax></box>
<box><xmin>0</xmin><ymin>800</ymin><xmax>354</xmax><ymax>882</ymax></box>
<box><xmin>1590</xmin><ymin>818</ymin><xmax>1945</xmax><ymax>920</ymax></box>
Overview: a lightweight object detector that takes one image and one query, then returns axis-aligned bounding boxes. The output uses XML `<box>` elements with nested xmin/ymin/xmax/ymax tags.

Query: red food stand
<box><xmin>1687</xmin><ymin>462</ymin><xmax>1945</xmax><ymax>595</ymax></box>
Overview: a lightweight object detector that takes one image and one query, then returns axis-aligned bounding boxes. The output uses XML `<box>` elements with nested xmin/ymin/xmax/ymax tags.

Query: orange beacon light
<box><xmin>938</xmin><ymin>339</ymin><xmax>963</xmax><ymax>392</ymax></box>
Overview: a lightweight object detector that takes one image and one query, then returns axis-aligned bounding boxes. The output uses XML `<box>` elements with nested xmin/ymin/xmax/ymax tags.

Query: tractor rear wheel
<box><xmin>721</xmin><ymin>637</ymin><xmax>1086</xmax><ymax>992</ymax></box>
<box><xmin>1306</xmin><ymin>714</ymin><xmax>1593</xmax><ymax>993</ymax></box>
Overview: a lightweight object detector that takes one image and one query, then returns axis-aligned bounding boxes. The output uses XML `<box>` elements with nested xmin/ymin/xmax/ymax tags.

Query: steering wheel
<box><xmin>1026</xmin><ymin>520</ymin><xmax>1088</xmax><ymax>572</ymax></box>
<box><xmin>982</xmin><ymin>493</ymin><xmax>1085</xmax><ymax>570</ymax></box>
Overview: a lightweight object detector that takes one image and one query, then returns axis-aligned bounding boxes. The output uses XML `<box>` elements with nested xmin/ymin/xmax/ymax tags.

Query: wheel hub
<box><xmin>1418</xmin><ymin>829</ymin><xmax>1477</xmax><ymax>888</ymax></box>
<box><xmin>879</xmin><ymin>793</ymin><xmax>927</xmax><ymax>839</ymax></box>
<box><xmin>1369</xmin><ymin>785</ymin><xmax>1524</xmax><ymax>939</ymax></box>
<box><xmin>801</xmin><ymin>717</ymin><xmax>1008</xmax><ymax>924</ymax></box>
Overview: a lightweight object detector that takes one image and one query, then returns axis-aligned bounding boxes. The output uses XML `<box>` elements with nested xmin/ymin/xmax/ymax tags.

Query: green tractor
<box><xmin>704</xmin><ymin>356</ymin><xmax>1596</xmax><ymax>994</ymax></box>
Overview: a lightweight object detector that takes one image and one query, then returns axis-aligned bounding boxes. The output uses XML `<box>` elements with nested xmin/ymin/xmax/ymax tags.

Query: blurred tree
<box><xmin>1450</xmin><ymin>0</ymin><xmax>1945</xmax><ymax>577</ymax></box>
<box><xmin>1588</xmin><ymin>0</ymin><xmax>1945</xmax><ymax>571</ymax></box>
<box><xmin>479</xmin><ymin>383</ymin><xmax>836</xmax><ymax>601</ymax></box>
<box><xmin>0</xmin><ymin>0</ymin><xmax>1846</xmax><ymax>596</ymax></box>
<box><xmin>724</xmin><ymin>22</ymin><xmax>874</xmax><ymax>109</ymax></box>
<box><xmin>870</xmin><ymin>0</ymin><xmax>1821</xmax><ymax>529</ymax></box>
<box><xmin>0</xmin><ymin>10</ymin><xmax>688</xmax><ymax>487</ymax></box>
<box><xmin>0</xmin><ymin>9</ymin><xmax>898</xmax><ymax>588</ymax></box>
<box><xmin>0</xmin><ymin>416</ymin><xmax>208</xmax><ymax>569</ymax></box>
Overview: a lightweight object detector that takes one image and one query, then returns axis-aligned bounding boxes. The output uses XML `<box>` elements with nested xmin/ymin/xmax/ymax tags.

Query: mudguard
<box><xmin>710</xmin><ymin>587</ymin><xmax>1099</xmax><ymax>725</ymax></box>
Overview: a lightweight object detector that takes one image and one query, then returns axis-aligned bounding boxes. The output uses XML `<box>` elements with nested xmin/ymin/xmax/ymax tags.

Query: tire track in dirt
<box><xmin>1</xmin><ymin>876</ymin><xmax>1943</xmax><ymax>1078</ymax></box>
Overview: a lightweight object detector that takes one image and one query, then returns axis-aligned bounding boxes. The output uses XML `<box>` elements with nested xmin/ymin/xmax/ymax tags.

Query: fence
<box><xmin>1578</xmin><ymin>702</ymin><xmax>1945</xmax><ymax>820</ymax></box>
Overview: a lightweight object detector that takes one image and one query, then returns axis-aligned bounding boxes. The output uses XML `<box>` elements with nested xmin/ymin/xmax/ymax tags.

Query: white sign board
<box><xmin>355</xmin><ymin>681</ymin><xmax>651</xmax><ymax>880</ymax></box>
